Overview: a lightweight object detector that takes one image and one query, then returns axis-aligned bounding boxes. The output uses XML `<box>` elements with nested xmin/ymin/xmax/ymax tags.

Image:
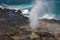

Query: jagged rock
<box><xmin>30</xmin><ymin>32</ymin><xmax>40</xmax><ymax>40</ymax></box>
<box><xmin>0</xmin><ymin>34</ymin><xmax>14</xmax><ymax>40</ymax></box>
<box><xmin>0</xmin><ymin>8</ymin><xmax>28</xmax><ymax>25</ymax></box>
<box><xmin>36</xmin><ymin>31</ymin><xmax>56</xmax><ymax>40</ymax></box>
<box><xmin>40</xmin><ymin>19</ymin><xmax>60</xmax><ymax>24</ymax></box>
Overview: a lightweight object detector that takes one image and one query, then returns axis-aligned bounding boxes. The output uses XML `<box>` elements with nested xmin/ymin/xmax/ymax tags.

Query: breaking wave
<box><xmin>39</xmin><ymin>13</ymin><xmax>55</xmax><ymax>19</ymax></box>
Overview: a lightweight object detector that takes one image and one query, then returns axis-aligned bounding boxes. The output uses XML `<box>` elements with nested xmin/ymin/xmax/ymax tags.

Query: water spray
<box><xmin>29</xmin><ymin>0</ymin><xmax>54</xmax><ymax>31</ymax></box>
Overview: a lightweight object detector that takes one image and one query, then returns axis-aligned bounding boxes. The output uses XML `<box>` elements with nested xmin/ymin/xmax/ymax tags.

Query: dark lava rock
<box><xmin>0</xmin><ymin>8</ymin><xmax>29</xmax><ymax>25</ymax></box>
<box><xmin>38</xmin><ymin>32</ymin><xmax>55</xmax><ymax>38</ymax></box>
<box><xmin>36</xmin><ymin>31</ymin><xmax>57</xmax><ymax>40</ymax></box>
<box><xmin>40</xmin><ymin>19</ymin><xmax>60</xmax><ymax>24</ymax></box>
<box><xmin>0</xmin><ymin>35</ymin><xmax>14</xmax><ymax>40</ymax></box>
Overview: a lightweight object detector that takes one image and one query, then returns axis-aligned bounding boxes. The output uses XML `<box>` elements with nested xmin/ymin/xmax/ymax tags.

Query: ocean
<box><xmin>0</xmin><ymin>0</ymin><xmax>60</xmax><ymax>20</ymax></box>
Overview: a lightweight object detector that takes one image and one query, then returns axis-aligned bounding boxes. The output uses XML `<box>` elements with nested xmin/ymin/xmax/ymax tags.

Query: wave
<box><xmin>0</xmin><ymin>3</ymin><xmax>33</xmax><ymax>9</ymax></box>
<box><xmin>39</xmin><ymin>14</ymin><xmax>55</xmax><ymax>19</ymax></box>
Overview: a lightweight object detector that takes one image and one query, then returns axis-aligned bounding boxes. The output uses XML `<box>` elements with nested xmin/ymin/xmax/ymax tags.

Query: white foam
<box><xmin>39</xmin><ymin>14</ymin><xmax>55</xmax><ymax>19</ymax></box>
<box><xmin>22</xmin><ymin>9</ymin><xmax>29</xmax><ymax>14</ymax></box>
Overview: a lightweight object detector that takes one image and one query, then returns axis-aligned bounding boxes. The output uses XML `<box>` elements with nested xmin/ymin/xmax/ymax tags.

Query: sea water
<box><xmin>0</xmin><ymin>0</ymin><xmax>60</xmax><ymax>20</ymax></box>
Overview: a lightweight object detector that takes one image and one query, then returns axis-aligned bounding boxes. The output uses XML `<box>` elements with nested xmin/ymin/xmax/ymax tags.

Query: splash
<box><xmin>29</xmin><ymin>0</ymin><xmax>45</xmax><ymax>30</ymax></box>
<box><xmin>29</xmin><ymin>0</ymin><xmax>54</xmax><ymax>30</ymax></box>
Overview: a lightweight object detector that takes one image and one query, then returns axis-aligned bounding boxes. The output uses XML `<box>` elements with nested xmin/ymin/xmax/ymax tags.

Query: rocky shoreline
<box><xmin>0</xmin><ymin>8</ymin><xmax>60</xmax><ymax>40</ymax></box>
<box><xmin>0</xmin><ymin>8</ymin><xmax>28</xmax><ymax>25</ymax></box>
